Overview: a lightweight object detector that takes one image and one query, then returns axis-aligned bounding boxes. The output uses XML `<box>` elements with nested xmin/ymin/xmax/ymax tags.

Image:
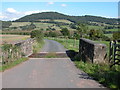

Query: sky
<box><xmin>0</xmin><ymin>2</ymin><xmax>119</xmax><ymax>21</ymax></box>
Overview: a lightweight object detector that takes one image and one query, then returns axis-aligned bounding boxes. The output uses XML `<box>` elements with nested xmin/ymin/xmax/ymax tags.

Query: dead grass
<box><xmin>0</xmin><ymin>34</ymin><xmax>30</xmax><ymax>44</ymax></box>
<box><xmin>10</xmin><ymin>22</ymin><xmax>30</xmax><ymax>27</ymax></box>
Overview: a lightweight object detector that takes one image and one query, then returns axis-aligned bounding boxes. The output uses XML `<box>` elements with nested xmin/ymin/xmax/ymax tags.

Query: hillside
<box><xmin>15</xmin><ymin>12</ymin><xmax>118</xmax><ymax>25</ymax></box>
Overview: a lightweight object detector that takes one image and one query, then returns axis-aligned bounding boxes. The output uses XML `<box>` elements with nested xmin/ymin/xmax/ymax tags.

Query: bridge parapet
<box><xmin>79</xmin><ymin>38</ymin><xmax>107</xmax><ymax>64</ymax></box>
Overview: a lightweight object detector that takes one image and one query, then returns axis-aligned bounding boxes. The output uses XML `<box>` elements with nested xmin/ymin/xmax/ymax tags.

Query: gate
<box><xmin>109</xmin><ymin>40</ymin><xmax>120</xmax><ymax>67</ymax></box>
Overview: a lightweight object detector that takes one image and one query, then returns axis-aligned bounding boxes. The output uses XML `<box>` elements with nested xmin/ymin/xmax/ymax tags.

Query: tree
<box><xmin>113</xmin><ymin>32</ymin><xmax>120</xmax><ymax>40</ymax></box>
<box><xmin>48</xmin><ymin>31</ymin><xmax>57</xmax><ymax>37</ymax></box>
<box><xmin>89</xmin><ymin>29</ymin><xmax>104</xmax><ymax>40</ymax></box>
<box><xmin>60</xmin><ymin>28</ymin><xmax>70</xmax><ymax>36</ymax></box>
<box><xmin>30</xmin><ymin>30</ymin><xmax>44</xmax><ymax>42</ymax></box>
<box><xmin>76</xmin><ymin>23</ymin><xmax>88</xmax><ymax>38</ymax></box>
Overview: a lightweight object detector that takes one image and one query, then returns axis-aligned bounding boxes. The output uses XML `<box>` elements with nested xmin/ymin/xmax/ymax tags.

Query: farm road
<box><xmin>2</xmin><ymin>39</ymin><xmax>105</xmax><ymax>88</ymax></box>
<box><xmin>40</xmin><ymin>39</ymin><xmax>67</xmax><ymax>52</ymax></box>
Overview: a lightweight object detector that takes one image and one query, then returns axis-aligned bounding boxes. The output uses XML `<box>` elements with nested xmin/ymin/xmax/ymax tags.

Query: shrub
<box><xmin>113</xmin><ymin>32</ymin><xmax>120</xmax><ymax>40</ymax></box>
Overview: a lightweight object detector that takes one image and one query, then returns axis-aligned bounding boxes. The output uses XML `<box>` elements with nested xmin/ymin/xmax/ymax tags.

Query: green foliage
<box><xmin>1</xmin><ymin>43</ymin><xmax>23</xmax><ymax>65</ymax></box>
<box><xmin>113</xmin><ymin>32</ymin><xmax>120</xmax><ymax>40</ymax></box>
<box><xmin>31</xmin><ymin>30</ymin><xmax>44</xmax><ymax>43</ymax></box>
<box><xmin>48</xmin><ymin>31</ymin><xmax>57</xmax><ymax>37</ymax></box>
<box><xmin>1</xmin><ymin>44</ymin><xmax>12</xmax><ymax>51</ymax></box>
<box><xmin>89</xmin><ymin>29</ymin><xmax>108</xmax><ymax>40</ymax></box>
<box><xmin>73</xmin><ymin>31</ymin><xmax>80</xmax><ymax>39</ymax></box>
<box><xmin>74</xmin><ymin>60</ymin><xmax>120</xmax><ymax>89</ymax></box>
<box><xmin>76</xmin><ymin>23</ymin><xmax>88</xmax><ymax>38</ymax></box>
<box><xmin>0</xmin><ymin>57</ymin><xmax>28</xmax><ymax>72</ymax></box>
<box><xmin>61</xmin><ymin>28</ymin><xmax>70</xmax><ymax>36</ymax></box>
<box><xmin>33</xmin><ymin>40</ymin><xmax>44</xmax><ymax>53</ymax></box>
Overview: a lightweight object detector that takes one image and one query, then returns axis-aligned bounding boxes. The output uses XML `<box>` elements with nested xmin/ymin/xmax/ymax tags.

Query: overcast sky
<box><xmin>0</xmin><ymin>2</ymin><xmax>119</xmax><ymax>21</ymax></box>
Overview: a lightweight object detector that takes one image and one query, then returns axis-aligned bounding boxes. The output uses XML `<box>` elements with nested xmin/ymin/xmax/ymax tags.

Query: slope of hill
<box><xmin>15</xmin><ymin>12</ymin><xmax>118</xmax><ymax>25</ymax></box>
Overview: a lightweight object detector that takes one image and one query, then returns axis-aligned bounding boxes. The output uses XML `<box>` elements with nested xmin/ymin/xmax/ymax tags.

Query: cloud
<box><xmin>24</xmin><ymin>10</ymin><xmax>51</xmax><ymax>15</ymax></box>
<box><xmin>61</xmin><ymin>4</ymin><xmax>67</xmax><ymax>7</ymax></box>
<box><xmin>48</xmin><ymin>2</ymin><xmax>54</xmax><ymax>5</ymax></box>
<box><xmin>0</xmin><ymin>13</ymin><xmax>8</xmax><ymax>19</ymax></box>
<box><xmin>11</xmin><ymin>18</ymin><xmax>19</xmax><ymax>20</ymax></box>
<box><xmin>6</xmin><ymin>8</ymin><xmax>18</xmax><ymax>14</ymax></box>
<box><xmin>0</xmin><ymin>15</ymin><xmax>8</xmax><ymax>19</ymax></box>
<box><xmin>24</xmin><ymin>10</ymin><xmax>40</xmax><ymax>15</ymax></box>
<box><xmin>1</xmin><ymin>8</ymin><xmax>55</xmax><ymax>21</ymax></box>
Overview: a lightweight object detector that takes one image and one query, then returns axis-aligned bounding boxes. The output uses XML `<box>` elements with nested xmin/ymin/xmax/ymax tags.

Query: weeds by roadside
<box><xmin>74</xmin><ymin>60</ymin><xmax>120</xmax><ymax>89</ymax></box>
<box><xmin>0</xmin><ymin>57</ymin><xmax>28</xmax><ymax>72</ymax></box>
<box><xmin>33</xmin><ymin>40</ymin><xmax>44</xmax><ymax>53</ymax></box>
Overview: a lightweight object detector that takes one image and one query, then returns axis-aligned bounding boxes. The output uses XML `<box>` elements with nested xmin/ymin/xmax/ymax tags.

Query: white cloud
<box><xmin>24</xmin><ymin>10</ymin><xmax>51</xmax><ymax>15</ymax></box>
<box><xmin>24</xmin><ymin>10</ymin><xmax>40</xmax><ymax>15</ymax></box>
<box><xmin>48</xmin><ymin>2</ymin><xmax>54</xmax><ymax>5</ymax></box>
<box><xmin>61</xmin><ymin>4</ymin><xmax>67</xmax><ymax>7</ymax></box>
<box><xmin>6</xmin><ymin>8</ymin><xmax>18</xmax><ymax>14</ymax></box>
<box><xmin>0</xmin><ymin>15</ymin><xmax>8</xmax><ymax>19</ymax></box>
<box><xmin>11</xmin><ymin>17</ymin><xmax>19</xmax><ymax>20</ymax></box>
<box><xmin>1</xmin><ymin>8</ymin><xmax>55</xmax><ymax>21</ymax></box>
<box><xmin>0</xmin><ymin>13</ymin><xmax>8</xmax><ymax>19</ymax></box>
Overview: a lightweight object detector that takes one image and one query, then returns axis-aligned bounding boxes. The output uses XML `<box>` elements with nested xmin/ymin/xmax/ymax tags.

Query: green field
<box><xmin>104</xmin><ymin>33</ymin><xmax>113</xmax><ymax>38</ymax></box>
<box><xmin>37</xmin><ymin>19</ymin><xmax>73</xmax><ymax>24</ymax></box>
<box><xmin>54</xmin><ymin>19</ymin><xmax>73</xmax><ymax>24</ymax></box>
<box><xmin>105</xmin><ymin>29</ymin><xmax>119</xmax><ymax>32</ymax></box>
<box><xmin>88</xmin><ymin>25</ymin><xmax>104</xmax><ymax>30</ymax></box>
<box><xmin>10</xmin><ymin>22</ymin><xmax>30</xmax><ymax>27</ymax></box>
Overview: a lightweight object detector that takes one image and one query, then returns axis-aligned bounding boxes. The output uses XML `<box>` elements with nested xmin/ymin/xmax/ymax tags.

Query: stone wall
<box><xmin>11</xmin><ymin>38</ymin><xmax>35</xmax><ymax>56</ymax></box>
<box><xmin>1</xmin><ymin>38</ymin><xmax>35</xmax><ymax>64</ymax></box>
<box><xmin>79</xmin><ymin>38</ymin><xmax>107</xmax><ymax>64</ymax></box>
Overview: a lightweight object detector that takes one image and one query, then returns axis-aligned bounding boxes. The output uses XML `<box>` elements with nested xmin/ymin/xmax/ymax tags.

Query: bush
<box><xmin>30</xmin><ymin>30</ymin><xmax>44</xmax><ymax>42</ymax></box>
<box><xmin>113</xmin><ymin>32</ymin><xmax>120</xmax><ymax>40</ymax></box>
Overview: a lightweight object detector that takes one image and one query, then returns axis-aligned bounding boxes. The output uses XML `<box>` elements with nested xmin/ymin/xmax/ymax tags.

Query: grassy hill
<box><xmin>15</xmin><ymin>12</ymin><xmax>118</xmax><ymax>25</ymax></box>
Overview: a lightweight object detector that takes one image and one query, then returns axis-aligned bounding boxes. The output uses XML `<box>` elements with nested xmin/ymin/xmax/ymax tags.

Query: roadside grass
<box><xmin>0</xmin><ymin>57</ymin><xmax>28</xmax><ymax>72</ymax></box>
<box><xmin>33</xmin><ymin>40</ymin><xmax>44</xmax><ymax>53</ymax></box>
<box><xmin>74</xmin><ymin>60</ymin><xmax>120</xmax><ymax>89</ymax></box>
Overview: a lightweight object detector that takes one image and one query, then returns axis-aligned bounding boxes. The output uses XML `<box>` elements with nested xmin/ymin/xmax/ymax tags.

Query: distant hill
<box><xmin>15</xmin><ymin>12</ymin><xmax>118</xmax><ymax>25</ymax></box>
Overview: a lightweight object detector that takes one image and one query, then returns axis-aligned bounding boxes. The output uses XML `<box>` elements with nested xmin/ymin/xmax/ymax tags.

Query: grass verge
<box><xmin>0</xmin><ymin>57</ymin><xmax>28</xmax><ymax>72</ymax></box>
<box><xmin>74</xmin><ymin>60</ymin><xmax>120</xmax><ymax>89</ymax></box>
<box><xmin>33</xmin><ymin>40</ymin><xmax>44</xmax><ymax>53</ymax></box>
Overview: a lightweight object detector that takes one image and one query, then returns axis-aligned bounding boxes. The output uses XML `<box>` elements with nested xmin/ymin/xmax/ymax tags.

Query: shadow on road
<box><xmin>78</xmin><ymin>73</ymin><xmax>93</xmax><ymax>80</ymax></box>
<box><xmin>66</xmin><ymin>50</ymin><xmax>78</xmax><ymax>61</ymax></box>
